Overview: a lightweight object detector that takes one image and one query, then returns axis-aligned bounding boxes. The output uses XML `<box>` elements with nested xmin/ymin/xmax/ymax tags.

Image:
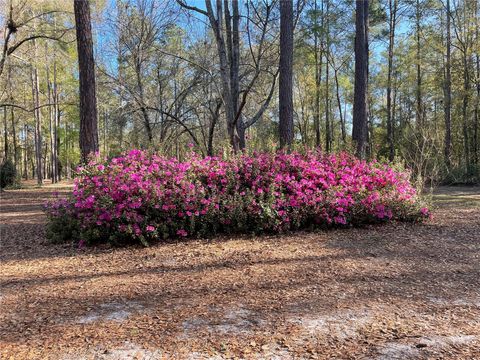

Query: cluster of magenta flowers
<box><xmin>44</xmin><ymin>150</ymin><xmax>430</xmax><ymax>245</ymax></box>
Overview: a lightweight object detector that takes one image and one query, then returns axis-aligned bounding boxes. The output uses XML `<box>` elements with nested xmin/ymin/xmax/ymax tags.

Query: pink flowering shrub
<box><xmin>44</xmin><ymin>150</ymin><xmax>430</xmax><ymax>245</ymax></box>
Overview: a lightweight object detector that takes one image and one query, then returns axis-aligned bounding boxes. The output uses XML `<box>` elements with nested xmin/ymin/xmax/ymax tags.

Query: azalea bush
<box><xmin>44</xmin><ymin>150</ymin><xmax>430</xmax><ymax>246</ymax></box>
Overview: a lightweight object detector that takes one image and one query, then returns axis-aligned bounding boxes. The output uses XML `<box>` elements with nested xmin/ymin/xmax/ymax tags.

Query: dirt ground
<box><xmin>1</xmin><ymin>182</ymin><xmax>479</xmax><ymax>359</ymax></box>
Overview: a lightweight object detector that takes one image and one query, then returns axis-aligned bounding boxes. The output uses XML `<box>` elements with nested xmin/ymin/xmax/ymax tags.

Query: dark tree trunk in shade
<box><xmin>475</xmin><ymin>2</ymin><xmax>480</xmax><ymax>166</ymax></box>
<box><xmin>74</xmin><ymin>0</ymin><xmax>99</xmax><ymax>163</ymax></box>
<box><xmin>352</xmin><ymin>0</ymin><xmax>369</xmax><ymax>158</ymax></box>
<box><xmin>279</xmin><ymin>0</ymin><xmax>294</xmax><ymax>150</ymax></box>
<box><xmin>3</xmin><ymin>107</ymin><xmax>7</xmax><ymax>160</ymax></box>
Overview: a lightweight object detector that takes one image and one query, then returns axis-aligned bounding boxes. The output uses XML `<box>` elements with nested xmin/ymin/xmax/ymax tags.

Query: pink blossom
<box><xmin>177</xmin><ymin>229</ymin><xmax>188</xmax><ymax>237</ymax></box>
<box><xmin>45</xmin><ymin>150</ymin><xmax>428</xmax><ymax>245</ymax></box>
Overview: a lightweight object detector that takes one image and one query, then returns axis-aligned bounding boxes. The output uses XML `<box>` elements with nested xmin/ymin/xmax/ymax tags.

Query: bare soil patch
<box><xmin>1</xmin><ymin>183</ymin><xmax>479</xmax><ymax>359</ymax></box>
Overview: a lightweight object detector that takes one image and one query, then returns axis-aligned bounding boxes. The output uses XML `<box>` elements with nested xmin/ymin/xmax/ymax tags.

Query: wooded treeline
<box><xmin>1</xmin><ymin>0</ymin><xmax>479</xmax><ymax>185</ymax></box>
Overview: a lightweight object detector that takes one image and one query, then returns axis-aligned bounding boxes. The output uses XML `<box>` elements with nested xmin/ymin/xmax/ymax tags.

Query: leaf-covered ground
<box><xmin>1</xmin><ymin>182</ymin><xmax>479</xmax><ymax>359</ymax></box>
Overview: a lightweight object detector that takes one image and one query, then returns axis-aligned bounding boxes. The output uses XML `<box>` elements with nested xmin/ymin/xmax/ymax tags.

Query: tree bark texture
<box><xmin>74</xmin><ymin>0</ymin><xmax>99</xmax><ymax>163</ymax></box>
<box><xmin>352</xmin><ymin>0</ymin><xmax>369</xmax><ymax>158</ymax></box>
<box><xmin>279</xmin><ymin>0</ymin><xmax>294</xmax><ymax>150</ymax></box>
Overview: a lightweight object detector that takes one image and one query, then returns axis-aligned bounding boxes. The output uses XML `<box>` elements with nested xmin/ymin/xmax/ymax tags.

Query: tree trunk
<box><xmin>313</xmin><ymin>0</ymin><xmax>322</xmax><ymax>149</ymax></box>
<box><xmin>325</xmin><ymin>0</ymin><xmax>331</xmax><ymax>152</ymax></box>
<box><xmin>230</xmin><ymin>0</ymin><xmax>245</xmax><ymax>150</ymax></box>
<box><xmin>177</xmin><ymin>0</ymin><xmax>271</xmax><ymax>152</ymax></box>
<box><xmin>462</xmin><ymin>53</ymin><xmax>470</xmax><ymax>170</ymax></box>
<box><xmin>386</xmin><ymin>0</ymin><xmax>397</xmax><ymax>161</ymax></box>
<box><xmin>56</xmin><ymin>110</ymin><xmax>61</xmax><ymax>181</ymax></box>
<box><xmin>204</xmin><ymin>0</ymin><xmax>237</xmax><ymax>152</ymax></box>
<box><xmin>43</xmin><ymin>141</ymin><xmax>48</xmax><ymax>180</ymax></box>
<box><xmin>474</xmin><ymin>0</ymin><xmax>479</xmax><ymax>165</ymax></box>
<box><xmin>74</xmin><ymin>0</ymin><xmax>99</xmax><ymax>163</ymax></box>
<box><xmin>65</xmin><ymin>117</ymin><xmax>71</xmax><ymax>179</ymax></box>
<box><xmin>7</xmin><ymin>65</ymin><xmax>17</xmax><ymax>168</ymax></box>
<box><xmin>23</xmin><ymin>123</ymin><xmax>28</xmax><ymax>180</ymax></box>
<box><xmin>31</xmin><ymin>58</ymin><xmax>43</xmax><ymax>185</ymax></box>
<box><xmin>3</xmin><ymin>107</ymin><xmax>7</xmax><ymax>161</ymax></box>
<box><xmin>135</xmin><ymin>61</ymin><xmax>153</xmax><ymax>143</ymax></box>
<box><xmin>53</xmin><ymin>17</ymin><xmax>59</xmax><ymax>182</ymax></box>
<box><xmin>352</xmin><ymin>0</ymin><xmax>369</xmax><ymax>158</ymax></box>
<box><xmin>236</xmin><ymin>121</ymin><xmax>246</xmax><ymax>150</ymax></box>
<box><xmin>415</xmin><ymin>0</ymin><xmax>422</xmax><ymax>128</ymax></box>
<box><xmin>475</xmin><ymin>56</ymin><xmax>479</xmax><ymax>166</ymax></box>
<box><xmin>216</xmin><ymin>1</ymin><xmax>237</xmax><ymax>151</ymax></box>
<box><xmin>53</xmin><ymin>57</ymin><xmax>60</xmax><ymax>181</ymax></box>
<box><xmin>45</xmin><ymin>48</ymin><xmax>56</xmax><ymax>183</ymax></box>
<box><xmin>207</xmin><ymin>101</ymin><xmax>221</xmax><ymax>157</ymax></box>
<box><xmin>334</xmin><ymin>67</ymin><xmax>346</xmax><ymax>144</ymax></box>
<box><xmin>444</xmin><ymin>0</ymin><xmax>452</xmax><ymax>168</ymax></box>
<box><xmin>279</xmin><ymin>0</ymin><xmax>294</xmax><ymax>150</ymax></box>
<box><xmin>10</xmin><ymin>104</ymin><xmax>17</xmax><ymax>167</ymax></box>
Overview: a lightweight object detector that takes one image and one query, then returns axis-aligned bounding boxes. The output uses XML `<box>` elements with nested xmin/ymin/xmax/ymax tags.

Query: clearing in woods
<box><xmin>0</xmin><ymin>183</ymin><xmax>479</xmax><ymax>359</ymax></box>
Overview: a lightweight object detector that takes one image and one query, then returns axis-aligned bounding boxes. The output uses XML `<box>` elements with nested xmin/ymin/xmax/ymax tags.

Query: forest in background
<box><xmin>1</xmin><ymin>0</ymin><xmax>479</xmax><ymax>187</ymax></box>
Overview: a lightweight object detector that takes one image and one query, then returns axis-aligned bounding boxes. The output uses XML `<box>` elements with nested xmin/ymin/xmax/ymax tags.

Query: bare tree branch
<box><xmin>176</xmin><ymin>0</ymin><xmax>209</xmax><ymax>17</ymax></box>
